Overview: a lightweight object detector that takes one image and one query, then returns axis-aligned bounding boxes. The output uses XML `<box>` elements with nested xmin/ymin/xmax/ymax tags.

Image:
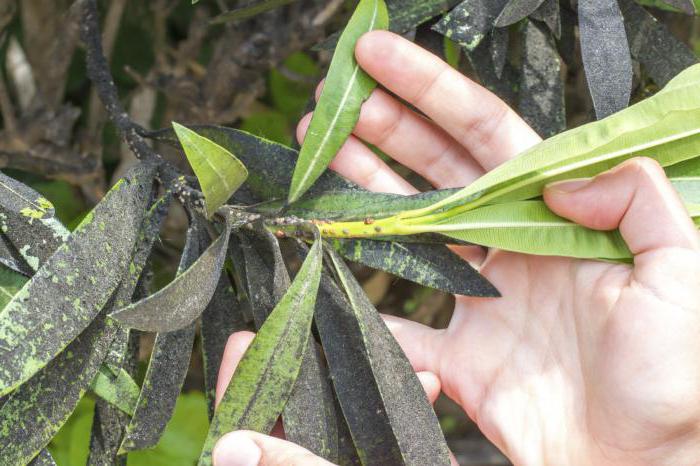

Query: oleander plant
<box><xmin>0</xmin><ymin>0</ymin><xmax>698</xmax><ymax>465</ymax></box>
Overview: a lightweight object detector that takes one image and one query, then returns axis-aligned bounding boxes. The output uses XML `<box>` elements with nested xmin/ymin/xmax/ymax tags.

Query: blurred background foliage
<box><xmin>0</xmin><ymin>0</ymin><xmax>696</xmax><ymax>464</ymax></box>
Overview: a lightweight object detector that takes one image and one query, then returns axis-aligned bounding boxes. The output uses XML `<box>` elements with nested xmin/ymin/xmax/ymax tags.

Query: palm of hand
<box><xmin>438</xmin><ymin>251</ymin><xmax>700</xmax><ymax>465</ymax></box>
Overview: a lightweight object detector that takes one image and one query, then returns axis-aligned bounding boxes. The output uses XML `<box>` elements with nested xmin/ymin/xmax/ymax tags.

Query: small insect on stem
<box><xmin>374</xmin><ymin>226</ymin><xmax>382</xmax><ymax>233</ymax></box>
<box><xmin>342</xmin><ymin>229</ymin><xmax>350</xmax><ymax>236</ymax></box>
<box><xmin>364</xmin><ymin>217</ymin><xmax>375</xmax><ymax>225</ymax></box>
<box><xmin>275</xmin><ymin>230</ymin><xmax>286</xmax><ymax>239</ymax></box>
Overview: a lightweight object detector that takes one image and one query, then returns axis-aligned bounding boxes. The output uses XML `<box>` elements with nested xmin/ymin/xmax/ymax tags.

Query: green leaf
<box><xmin>321</xmin><ymin>248</ymin><xmax>452</xmax><ymax>465</ymax></box>
<box><xmin>329</xmin><ymin>238</ymin><xmax>499</xmax><ymax>296</ymax></box>
<box><xmin>0</xmin><ymin>265</ymin><xmax>28</xmax><ymax>308</ymax></box>
<box><xmin>237</xmin><ymin>230</ymin><xmax>339</xmax><ymax>459</ymax></box>
<box><xmin>210</xmin><ymin>0</ymin><xmax>299</xmax><ymax>24</ymax></box>
<box><xmin>430</xmin><ymin>200</ymin><xmax>632</xmax><ymax>259</ymax></box>
<box><xmin>90</xmin><ymin>366</ymin><xmax>140</xmax><ymax>417</ymax></box>
<box><xmin>0</xmin><ymin>163</ymin><xmax>156</xmax><ymax>396</ymax></box>
<box><xmin>0</xmin><ymin>315</ymin><xmax>116</xmax><ymax>465</ymax></box>
<box><xmin>173</xmin><ymin>122</ymin><xmax>248</xmax><ymax>218</ymax></box>
<box><xmin>288</xmin><ymin>0</ymin><xmax>388</xmax><ymax>203</ymax></box>
<box><xmin>199</xmin><ymin>234</ymin><xmax>323</xmax><ymax>466</ymax></box>
<box><xmin>110</xmin><ymin>218</ymin><xmax>233</xmax><ymax>332</ymax></box>
<box><xmin>119</xmin><ymin>220</ymin><xmax>207</xmax><ymax>453</ymax></box>
<box><xmin>416</xmin><ymin>64</ymin><xmax>700</xmax><ymax>217</ymax></box>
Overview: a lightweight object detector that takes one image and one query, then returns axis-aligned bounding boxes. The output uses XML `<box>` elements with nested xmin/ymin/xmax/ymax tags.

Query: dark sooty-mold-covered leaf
<box><xmin>578</xmin><ymin>0</ymin><xmax>633</xmax><ymax>119</ymax></box>
<box><xmin>495</xmin><ymin>0</ymin><xmax>547</xmax><ymax>27</ymax></box>
<box><xmin>433</xmin><ymin>0</ymin><xmax>509</xmax><ymax>51</ymax></box>
<box><xmin>149</xmin><ymin>126</ymin><xmax>357</xmax><ymax>205</ymax></box>
<box><xmin>0</xmin><ymin>171</ymin><xmax>69</xmax><ymax>270</ymax></box>
<box><xmin>322</xmin><ymin>249</ymin><xmax>452</xmax><ymax>466</ymax></box>
<box><xmin>0</xmin><ymin>163</ymin><xmax>156</xmax><ymax>396</ymax></box>
<box><xmin>466</xmin><ymin>31</ymin><xmax>519</xmax><ymax>106</ymax></box>
<box><xmin>620</xmin><ymin>0</ymin><xmax>698</xmax><ymax>87</ymax></box>
<box><xmin>110</xmin><ymin>220</ymin><xmax>232</xmax><ymax>332</ymax></box>
<box><xmin>531</xmin><ymin>0</ymin><xmax>561</xmax><ymax>38</ymax></box>
<box><xmin>118</xmin><ymin>220</ymin><xmax>208</xmax><ymax>453</ymax></box>
<box><xmin>238</xmin><ymin>231</ymin><xmax>339</xmax><ymax>460</ymax></box>
<box><xmin>660</xmin><ymin>0</ymin><xmax>695</xmax><ymax>14</ymax></box>
<box><xmin>519</xmin><ymin>20</ymin><xmax>566</xmax><ymax>137</ymax></box>
<box><xmin>330</xmin><ymin>238</ymin><xmax>498</xmax><ymax>297</ymax></box>
<box><xmin>89</xmin><ymin>193</ymin><xmax>168</xmax><ymax>466</ymax></box>
<box><xmin>201</xmin><ymin>272</ymin><xmax>247</xmax><ymax>419</ymax></box>
<box><xmin>0</xmin><ymin>315</ymin><xmax>115</xmax><ymax>465</ymax></box>
<box><xmin>199</xmin><ymin>236</ymin><xmax>324</xmax><ymax>466</ymax></box>
<box><xmin>490</xmin><ymin>27</ymin><xmax>509</xmax><ymax>79</ymax></box>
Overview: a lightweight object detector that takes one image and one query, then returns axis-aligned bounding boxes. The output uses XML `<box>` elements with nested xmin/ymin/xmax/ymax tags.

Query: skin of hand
<box><xmin>212</xmin><ymin>31</ymin><xmax>700</xmax><ymax>466</ymax></box>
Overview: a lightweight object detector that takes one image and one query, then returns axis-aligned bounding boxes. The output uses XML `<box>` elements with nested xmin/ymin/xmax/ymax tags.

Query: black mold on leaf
<box><xmin>495</xmin><ymin>0</ymin><xmax>547</xmax><ymax>27</ymax></box>
<box><xmin>110</xmin><ymin>218</ymin><xmax>233</xmax><ymax>333</ymax></box>
<box><xmin>519</xmin><ymin>20</ymin><xmax>566</xmax><ymax>137</ymax></box>
<box><xmin>490</xmin><ymin>27</ymin><xmax>510</xmax><ymax>79</ymax></box>
<box><xmin>0</xmin><ymin>163</ymin><xmax>156</xmax><ymax>396</ymax></box>
<box><xmin>317</xmin><ymin>249</ymin><xmax>452</xmax><ymax>465</ymax></box>
<box><xmin>0</xmin><ymin>315</ymin><xmax>116</xmax><ymax>465</ymax></box>
<box><xmin>27</xmin><ymin>449</ymin><xmax>57</xmax><ymax>466</ymax></box>
<box><xmin>329</xmin><ymin>238</ymin><xmax>499</xmax><ymax>297</ymax></box>
<box><xmin>530</xmin><ymin>0</ymin><xmax>561</xmax><ymax>38</ymax></box>
<box><xmin>118</xmin><ymin>219</ymin><xmax>207</xmax><ymax>453</ymax></box>
<box><xmin>432</xmin><ymin>0</ymin><xmax>509</xmax><ymax>51</ymax></box>
<box><xmin>465</xmin><ymin>30</ymin><xmax>520</xmax><ymax>106</ymax></box>
<box><xmin>0</xmin><ymin>234</ymin><xmax>33</xmax><ymax>277</ymax></box>
<box><xmin>660</xmin><ymin>0</ymin><xmax>695</xmax><ymax>14</ymax></box>
<box><xmin>620</xmin><ymin>0</ymin><xmax>698</xmax><ymax>87</ymax></box>
<box><xmin>578</xmin><ymin>0</ymin><xmax>634</xmax><ymax>119</ymax></box>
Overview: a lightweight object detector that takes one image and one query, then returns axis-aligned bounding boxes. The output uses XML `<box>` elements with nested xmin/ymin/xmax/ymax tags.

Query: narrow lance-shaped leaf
<box><xmin>530</xmin><ymin>0</ymin><xmax>561</xmax><ymax>38</ymax></box>
<box><xmin>495</xmin><ymin>0</ymin><xmax>547</xmax><ymax>26</ymax></box>
<box><xmin>579</xmin><ymin>0</ymin><xmax>633</xmax><ymax>119</ymax></box>
<box><xmin>200</xmin><ymin>269</ymin><xmax>247</xmax><ymax>419</ymax></box>
<box><xmin>518</xmin><ymin>20</ymin><xmax>566</xmax><ymax>138</ymax></box>
<box><xmin>0</xmin><ymin>171</ymin><xmax>69</xmax><ymax>270</ymax></box>
<box><xmin>87</xmin><ymin>192</ymin><xmax>169</xmax><ymax>466</ymax></box>
<box><xmin>321</xmin><ymin>248</ymin><xmax>452</xmax><ymax>465</ymax></box>
<box><xmin>199</xmin><ymin>233</ymin><xmax>324</xmax><ymax>466</ymax></box>
<box><xmin>619</xmin><ymin>0</ymin><xmax>698</xmax><ymax>87</ymax></box>
<box><xmin>0</xmin><ymin>314</ymin><xmax>116</xmax><ymax>465</ymax></box>
<box><xmin>288</xmin><ymin>0</ymin><xmax>388</xmax><ymax>203</ymax></box>
<box><xmin>90</xmin><ymin>366</ymin><xmax>140</xmax><ymax>416</ymax></box>
<box><xmin>0</xmin><ymin>163</ymin><xmax>156</xmax><ymax>396</ymax></box>
<box><xmin>413</xmin><ymin>64</ymin><xmax>700</xmax><ymax>216</ymax></box>
<box><xmin>660</xmin><ymin>0</ymin><xmax>695</xmax><ymax>13</ymax></box>
<box><xmin>490</xmin><ymin>27</ymin><xmax>509</xmax><ymax>79</ymax></box>
<box><xmin>118</xmin><ymin>219</ymin><xmax>208</xmax><ymax>453</ymax></box>
<box><xmin>329</xmin><ymin>238</ymin><xmax>499</xmax><ymax>296</ymax></box>
<box><xmin>432</xmin><ymin>0</ymin><xmax>509</xmax><ymax>52</ymax></box>
<box><xmin>237</xmin><ymin>229</ymin><xmax>339</xmax><ymax>460</ymax></box>
<box><xmin>464</xmin><ymin>30</ymin><xmax>519</xmax><ymax>106</ymax></box>
<box><xmin>428</xmin><ymin>200</ymin><xmax>632</xmax><ymax>259</ymax></box>
<box><xmin>173</xmin><ymin>122</ymin><xmax>248</xmax><ymax>218</ymax></box>
<box><xmin>0</xmin><ymin>234</ymin><xmax>33</xmax><ymax>277</ymax></box>
<box><xmin>109</xmin><ymin>212</ymin><xmax>242</xmax><ymax>332</ymax></box>
<box><xmin>211</xmin><ymin>0</ymin><xmax>298</xmax><ymax>24</ymax></box>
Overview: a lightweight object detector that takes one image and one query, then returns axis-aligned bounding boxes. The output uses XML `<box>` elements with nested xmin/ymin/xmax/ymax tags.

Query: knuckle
<box><xmin>626</xmin><ymin>157</ymin><xmax>664</xmax><ymax>179</ymax></box>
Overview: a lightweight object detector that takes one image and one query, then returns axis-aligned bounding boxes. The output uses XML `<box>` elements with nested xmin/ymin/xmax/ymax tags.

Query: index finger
<box><xmin>355</xmin><ymin>31</ymin><xmax>541</xmax><ymax>170</ymax></box>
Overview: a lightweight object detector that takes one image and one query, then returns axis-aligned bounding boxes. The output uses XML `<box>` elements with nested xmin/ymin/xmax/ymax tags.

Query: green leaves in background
<box><xmin>199</xmin><ymin>234</ymin><xmax>323</xmax><ymax>466</ymax></box>
<box><xmin>0</xmin><ymin>266</ymin><xmax>27</xmax><ymax>308</ymax></box>
<box><xmin>173</xmin><ymin>123</ymin><xmax>248</xmax><ymax>218</ymax></box>
<box><xmin>288</xmin><ymin>0</ymin><xmax>388</xmax><ymax>203</ymax></box>
<box><xmin>90</xmin><ymin>366</ymin><xmax>140</xmax><ymax>417</ymax></box>
<box><xmin>0</xmin><ymin>164</ymin><xmax>156</xmax><ymax>396</ymax></box>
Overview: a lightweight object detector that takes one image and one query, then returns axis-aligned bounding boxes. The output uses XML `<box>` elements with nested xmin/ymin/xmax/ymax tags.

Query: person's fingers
<box><xmin>381</xmin><ymin>314</ymin><xmax>445</xmax><ymax>376</ymax></box>
<box><xmin>356</xmin><ymin>31</ymin><xmax>541</xmax><ymax>170</ymax></box>
<box><xmin>297</xmin><ymin>113</ymin><xmax>417</xmax><ymax>195</ymax></box>
<box><xmin>544</xmin><ymin>157</ymin><xmax>700</xmax><ymax>256</ymax></box>
<box><xmin>214</xmin><ymin>431</ymin><xmax>333</xmax><ymax>466</ymax></box>
<box><xmin>216</xmin><ymin>331</ymin><xmax>256</xmax><ymax>406</ymax></box>
<box><xmin>312</xmin><ymin>81</ymin><xmax>484</xmax><ymax>188</ymax></box>
<box><xmin>416</xmin><ymin>371</ymin><xmax>442</xmax><ymax>404</ymax></box>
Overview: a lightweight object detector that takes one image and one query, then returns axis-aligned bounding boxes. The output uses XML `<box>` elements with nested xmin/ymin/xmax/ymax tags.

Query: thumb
<box><xmin>214</xmin><ymin>431</ymin><xmax>334</xmax><ymax>466</ymax></box>
<box><xmin>543</xmin><ymin>157</ymin><xmax>699</xmax><ymax>256</ymax></box>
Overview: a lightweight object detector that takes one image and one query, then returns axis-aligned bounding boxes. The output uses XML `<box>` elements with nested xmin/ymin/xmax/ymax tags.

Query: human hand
<box><xmin>214</xmin><ymin>31</ymin><xmax>700</xmax><ymax>466</ymax></box>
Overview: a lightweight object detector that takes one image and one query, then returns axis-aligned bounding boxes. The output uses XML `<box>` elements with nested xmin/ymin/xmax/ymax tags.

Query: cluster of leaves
<box><xmin>0</xmin><ymin>1</ymin><xmax>698</xmax><ymax>466</ymax></box>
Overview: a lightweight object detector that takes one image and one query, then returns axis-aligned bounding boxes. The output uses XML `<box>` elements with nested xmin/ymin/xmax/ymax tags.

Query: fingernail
<box><xmin>547</xmin><ymin>178</ymin><xmax>591</xmax><ymax>194</ymax></box>
<box><xmin>213</xmin><ymin>432</ymin><xmax>261</xmax><ymax>466</ymax></box>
